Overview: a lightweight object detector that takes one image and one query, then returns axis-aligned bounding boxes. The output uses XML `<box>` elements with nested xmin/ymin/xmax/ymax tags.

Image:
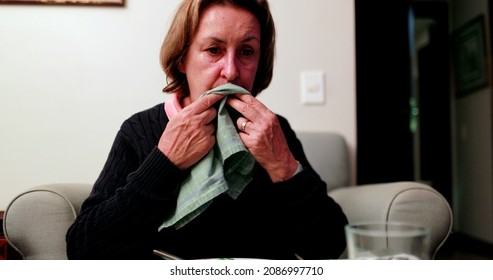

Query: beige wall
<box><xmin>450</xmin><ymin>0</ymin><xmax>493</xmax><ymax>244</ymax></box>
<box><xmin>0</xmin><ymin>0</ymin><xmax>356</xmax><ymax>210</ymax></box>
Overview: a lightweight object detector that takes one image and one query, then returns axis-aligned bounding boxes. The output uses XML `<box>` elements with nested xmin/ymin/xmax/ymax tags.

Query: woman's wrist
<box><xmin>271</xmin><ymin>159</ymin><xmax>303</xmax><ymax>183</ymax></box>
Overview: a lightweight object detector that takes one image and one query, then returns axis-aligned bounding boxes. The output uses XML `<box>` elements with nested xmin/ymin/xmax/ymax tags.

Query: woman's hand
<box><xmin>227</xmin><ymin>94</ymin><xmax>299</xmax><ymax>182</ymax></box>
<box><xmin>158</xmin><ymin>94</ymin><xmax>225</xmax><ymax>170</ymax></box>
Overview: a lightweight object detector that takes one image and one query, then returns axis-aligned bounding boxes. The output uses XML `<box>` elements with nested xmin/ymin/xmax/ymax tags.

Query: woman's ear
<box><xmin>178</xmin><ymin>60</ymin><xmax>186</xmax><ymax>73</ymax></box>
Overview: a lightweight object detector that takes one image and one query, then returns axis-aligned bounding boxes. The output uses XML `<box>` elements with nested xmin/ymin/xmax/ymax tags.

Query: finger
<box><xmin>237</xmin><ymin>117</ymin><xmax>252</xmax><ymax>133</ymax></box>
<box><xmin>188</xmin><ymin>93</ymin><xmax>225</xmax><ymax>114</ymax></box>
<box><xmin>201</xmin><ymin>124</ymin><xmax>216</xmax><ymax>140</ymax></box>
<box><xmin>226</xmin><ymin>94</ymin><xmax>268</xmax><ymax>120</ymax></box>
<box><xmin>234</xmin><ymin>93</ymin><xmax>269</xmax><ymax>113</ymax></box>
<box><xmin>200</xmin><ymin>106</ymin><xmax>218</xmax><ymax>124</ymax></box>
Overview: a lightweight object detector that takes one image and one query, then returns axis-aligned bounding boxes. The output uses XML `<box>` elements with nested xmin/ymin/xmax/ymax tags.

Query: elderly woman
<box><xmin>66</xmin><ymin>0</ymin><xmax>347</xmax><ymax>260</ymax></box>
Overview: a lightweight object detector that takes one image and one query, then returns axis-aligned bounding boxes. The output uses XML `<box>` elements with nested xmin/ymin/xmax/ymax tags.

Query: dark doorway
<box><xmin>412</xmin><ymin>2</ymin><xmax>452</xmax><ymax>202</ymax></box>
<box><xmin>355</xmin><ymin>0</ymin><xmax>452</xmax><ymax>203</ymax></box>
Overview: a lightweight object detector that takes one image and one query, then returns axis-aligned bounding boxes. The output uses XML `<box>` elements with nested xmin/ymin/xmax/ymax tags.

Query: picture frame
<box><xmin>453</xmin><ymin>15</ymin><xmax>488</xmax><ymax>97</ymax></box>
<box><xmin>0</xmin><ymin>0</ymin><xmax>124</xmax><ymax>6</ymax></box>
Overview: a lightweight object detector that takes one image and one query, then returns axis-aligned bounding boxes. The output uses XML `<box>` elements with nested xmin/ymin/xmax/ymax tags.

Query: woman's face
<box><xmin>179</xmin><ymin>4</ymin><xmax>261</xmax><ymax>104</ymax></box>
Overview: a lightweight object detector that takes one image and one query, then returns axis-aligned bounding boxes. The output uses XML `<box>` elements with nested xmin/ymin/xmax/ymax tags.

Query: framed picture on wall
<box><xmin>453</xmin><ymin>15</ymin><xmax>488</xmax><ymax>97</ymax></box>
<box><xmin>0</xmin><ymin>0</ymin><xmax>123</xmax><ymax>5</ymax></box>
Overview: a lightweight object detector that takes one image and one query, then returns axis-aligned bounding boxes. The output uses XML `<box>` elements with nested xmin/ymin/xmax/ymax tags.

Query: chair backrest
<box><xmin>2</xmin><ymin>183</ymin><xmax>92</xmax><ymax>260</ymax></box>
<box><xmin>296</xmin><ymin>132</ymin><xmax>350</xmax><ymax>191</ymax></box>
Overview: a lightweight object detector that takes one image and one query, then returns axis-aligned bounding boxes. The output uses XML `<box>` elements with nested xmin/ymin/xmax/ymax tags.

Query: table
<box><xmin>0</xmin><ymin>211</ymin><xmax>7</xmax><ymax>259</ymax></box>
<box><xmin>0</xmin><ymin>211</ymin><xmax>22</xmax><ymax>260</ymax></box>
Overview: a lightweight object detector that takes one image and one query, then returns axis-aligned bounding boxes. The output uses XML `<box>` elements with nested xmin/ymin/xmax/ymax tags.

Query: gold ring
<box><xmin>241</xmin><ymin>121</ymin><xmax>248</xmax><ymax>131</ymax></box>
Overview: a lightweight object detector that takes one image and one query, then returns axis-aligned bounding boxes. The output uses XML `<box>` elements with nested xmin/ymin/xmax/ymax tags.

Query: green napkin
<box><xmin>159</xmin><ymin>83</ymin><xmax>256</xmax><ymax>230</ymax></box>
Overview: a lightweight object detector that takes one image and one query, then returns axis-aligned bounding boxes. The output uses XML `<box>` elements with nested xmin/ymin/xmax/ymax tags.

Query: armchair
<box><xmin>2</xmin><ymin>132</ymin><xmax>452</xmax><ymax>259</ymax></box>
<box><xmin>298</xmin><ymin>132</ymin><xmax>453</xmax><ymax>259</ymax></box>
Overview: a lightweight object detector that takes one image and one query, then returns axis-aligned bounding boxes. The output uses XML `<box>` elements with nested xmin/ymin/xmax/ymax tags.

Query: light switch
<box><xmin>301</xmin><ymin>71</ymin><xmax>325</xmax><ymax>105</ymax></box>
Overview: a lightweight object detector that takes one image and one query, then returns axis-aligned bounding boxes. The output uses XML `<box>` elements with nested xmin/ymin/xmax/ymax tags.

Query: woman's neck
<box><xmin>181</xmin><ymin>95</ymin><xmax>192</xmax><ymax>108</ymax></box>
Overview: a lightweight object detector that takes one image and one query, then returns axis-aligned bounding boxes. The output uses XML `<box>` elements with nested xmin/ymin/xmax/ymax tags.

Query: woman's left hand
<box><xmin>227</xmin><ymin>94</ymin><xmax>299</xmax><ymax>183</ymax></box>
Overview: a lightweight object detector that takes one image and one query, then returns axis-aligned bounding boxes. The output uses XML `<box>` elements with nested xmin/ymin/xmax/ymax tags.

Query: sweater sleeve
<box><xmin>262</xmin><ymin>115</ymin><xmax>348</xmax><ymax>259</ymax></box>
<box><xmin>66</xmin><ymin>105</ymin><xmax>186</xmax><ymax>259</ymax></box>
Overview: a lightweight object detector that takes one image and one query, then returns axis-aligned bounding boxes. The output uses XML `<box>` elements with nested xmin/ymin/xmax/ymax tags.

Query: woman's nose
<box><xmin>221</xmin><ymin>53</ymin><xmax>239</xmax><ymax>82</ymax></box>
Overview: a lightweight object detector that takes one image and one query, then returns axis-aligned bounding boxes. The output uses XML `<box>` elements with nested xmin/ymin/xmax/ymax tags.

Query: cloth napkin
<box><xmin>159</xmin><ymin>83</ymin><xmax>256</xmax><ymax>230</ymax></box>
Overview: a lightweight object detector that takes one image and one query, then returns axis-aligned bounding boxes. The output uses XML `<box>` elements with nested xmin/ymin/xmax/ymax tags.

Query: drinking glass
<box><xmin>345</xmin><ymin>222</ymin><xmax>431</xmax><ymax>260</ymax></box>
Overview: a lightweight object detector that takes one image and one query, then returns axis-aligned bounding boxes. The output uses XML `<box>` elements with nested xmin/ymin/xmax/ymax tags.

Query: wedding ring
<box><xmin>241</xmin><ymin>121</ymin><xmax>249</xmax><ymax>131</ymax></box>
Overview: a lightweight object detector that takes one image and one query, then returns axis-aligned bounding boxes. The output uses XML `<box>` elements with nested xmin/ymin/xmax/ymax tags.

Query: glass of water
<box><xmin>345</xmin><ymin>222</ymin><xmax>431</xmax><ymax>260</ymax></box>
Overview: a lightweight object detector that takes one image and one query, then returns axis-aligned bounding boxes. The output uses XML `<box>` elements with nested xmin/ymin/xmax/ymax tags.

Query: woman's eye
<box><xmin>207</xmin><ymin>47</ymin><xmax>220</xmax><ymax>55</ymax></box>
<box><xmin>241</xmin><ymin>48</ymin><xmax>254</xmax><ymax>57</ymax></box>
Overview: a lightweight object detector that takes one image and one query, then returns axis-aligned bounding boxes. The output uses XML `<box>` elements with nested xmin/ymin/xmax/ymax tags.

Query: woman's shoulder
<box><xmin>276</xmin><ymin>114</ymin><xmax>290</xmax><ymax>127</ymax></box>
<box><xmin>120</xmin><ymin>103</ymin><xmax>168</xmax><ymax>134</ymax></box>
<box><xmin>124</xmin><ymin>103</ymin><xmax>166</xmax><ymax>122</ymax></box>
<box><xmin>276</xmin><ymin>114</ymin><xmax>295</xmax><ymax>137</ymax></box>
<box><xmin>129</xmin><ymin>103</ymin><xmax>165</xmax><ymax>120</ymax></box>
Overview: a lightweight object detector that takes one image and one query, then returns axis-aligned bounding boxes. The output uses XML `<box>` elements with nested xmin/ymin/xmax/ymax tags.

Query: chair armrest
<box><xmin>328</xmin><ymin>181</ymin><xmax>453</xmax><ymax>259</ymax></box>
<box><xmin>3</xmin><ymin>183</ymin><xmax>92</xmax><ymax>260</ymax></box>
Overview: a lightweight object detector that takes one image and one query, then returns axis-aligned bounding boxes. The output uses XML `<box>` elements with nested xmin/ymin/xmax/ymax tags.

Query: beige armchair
<box><xmin>298</xmin><ymin>132</ymin><xmax>453</xmax><ymax>259</ymax></box>
<box><xmin>2</xmin><ymin>132</ymin><xmax>452</xmax><ymax>259</ymax></box>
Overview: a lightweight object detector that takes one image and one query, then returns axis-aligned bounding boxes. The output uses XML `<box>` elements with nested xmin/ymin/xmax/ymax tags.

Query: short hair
<box><xmin>160</xmin><ymin>0</ymin><xmax>276</xmax><ymax>97</ymax></box>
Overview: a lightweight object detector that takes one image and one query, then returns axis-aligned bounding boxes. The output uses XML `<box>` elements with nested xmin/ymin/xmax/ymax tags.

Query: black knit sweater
<box><xmin>66</xmin><ymin>103</ymin><xmax>348</xmax><ymax>260</ymax></box>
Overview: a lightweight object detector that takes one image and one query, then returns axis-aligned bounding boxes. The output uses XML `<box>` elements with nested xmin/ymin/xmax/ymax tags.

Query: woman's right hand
<box><xmin>158</xmin><ymin>94</ymin><xmax>224</xmax><ymax>170</ymax></box>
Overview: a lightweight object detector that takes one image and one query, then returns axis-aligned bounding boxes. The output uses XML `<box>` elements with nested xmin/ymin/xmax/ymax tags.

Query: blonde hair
<box><xmin>160</xmin><ymin>0</ymin><xmax>276</xmax><ymax>97</ymax></box>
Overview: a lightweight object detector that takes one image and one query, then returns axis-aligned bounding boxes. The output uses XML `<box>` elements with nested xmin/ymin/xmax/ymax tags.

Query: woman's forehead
<box><xmin>196</xmin><ymin>4</ymin><xmax>261</xmax><ymax>38</ymax></box>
